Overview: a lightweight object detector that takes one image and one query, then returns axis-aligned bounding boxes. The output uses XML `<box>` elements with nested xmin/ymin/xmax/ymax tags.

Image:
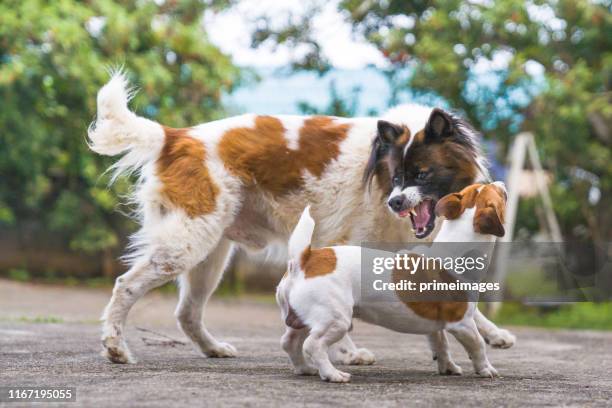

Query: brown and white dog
<box><xmin>88</xmin><ymin>72</ymin><xmax>514</xmax><ymax>364</ymax></box>
<box><xmin>276</xmin><ymin>183</ymin><xmax>511</xmax><ymax>382</ymax></box>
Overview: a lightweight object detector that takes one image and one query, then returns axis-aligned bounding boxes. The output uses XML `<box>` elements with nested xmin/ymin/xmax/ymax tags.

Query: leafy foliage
<box><xmin>297</xmin><ymin>81</ymin><xmax>366</xmax><ymax>117</ymax></box>
<box><xmin>0</xmin><ymin>0</ymin><xmax>240</xmax><ymax>257</ymax></box>
<box><xmin>254</xmin><ymin>0</ymin><xmax>611</xmax><ymax>241</ymax></box>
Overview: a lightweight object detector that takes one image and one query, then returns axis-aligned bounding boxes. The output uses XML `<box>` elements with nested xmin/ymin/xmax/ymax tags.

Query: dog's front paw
<box><xmin>487</xmin><ymin>329</ymin><xmax>516</xmax><ymax>349</ymax></box>
<box><xmin>204</xmin><ymin>341</ymin><xmax>237</xmax><ymax>358</ymax></box>
<box><xmin>476</xmin><ymin>364</ymin><xmax>499</xmax><ymax>378</ymax></box>
<box><xmin>347</xmin><ymin>348</ymin><xmax>375</xmax><ymax>365</ymax></box>
<box><xmin>321</xmin><ymin>369</ymin><xmax>351</xmax><ymax>383</ymax></box>
<box><xmin>102</xmin><ymin>336</ymin><xmax>136</xmax><ymax>364</ymax></box>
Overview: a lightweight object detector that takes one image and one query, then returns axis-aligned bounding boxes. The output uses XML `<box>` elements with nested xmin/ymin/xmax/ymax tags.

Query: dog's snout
<box><xmin>388</xmin><ymin>195</ymin><xmax>405</xmax><ymax>212</ymax></box>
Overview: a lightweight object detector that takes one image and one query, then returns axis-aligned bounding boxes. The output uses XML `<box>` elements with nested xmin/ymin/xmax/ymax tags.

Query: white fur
<box><xmin>89</xmin><ymin>73</ymin><xmax>510</xmax><ymax>365</ymax></box>
<box><xmin>288</xmin><ymin>206</ymin><xmax>315</xmax><ymax>261</ymax></box>
<box><xmin>382</xmin><ymin>104</ymin><xmax>432</xmax><ymax>157</ymax></box>
<box><xmin>277</xmin><ymin>186</ymin><xmax>512</xmax><ymax>382</ymax></box>
<box><xmin>393</xmin><ymin>186</ymin><xmax>423</xmax><ymax>209</ymax></box>
<box><xmin>278</xmin><ymin>115</ymin><xmax>306</xmax><ymax>150</ymax></box>
<box><xmin>88</xmin><ymin>70</ymin><xmax>166</xmax><ymax>183</ymax></box>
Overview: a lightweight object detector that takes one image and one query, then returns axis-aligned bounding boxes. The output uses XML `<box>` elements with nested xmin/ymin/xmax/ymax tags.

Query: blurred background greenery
<box><xmin>0</xmin><ymin>0</ymin><xmax>610</xmax><ymax>328</ymax></box>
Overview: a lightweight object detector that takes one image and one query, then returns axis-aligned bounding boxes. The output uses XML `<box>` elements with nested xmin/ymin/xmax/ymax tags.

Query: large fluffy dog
<box><xmin>88</xmin><ymin>72</ymin><xmax>514</xmax><ymax>364</ymax></box>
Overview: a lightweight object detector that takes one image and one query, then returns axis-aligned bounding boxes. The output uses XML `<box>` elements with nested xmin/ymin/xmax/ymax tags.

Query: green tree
<box><xmin>254</xmin><ymin>0</ymin><xmax>611</xmax><ymax>241</ymax></box>
<box><xmin>0</xmin><ymin>0</ymin><xmax>240</xmax><ymax>276</ymax></box>
<box><xmin>297</xmin><ymin>81</ymin><xmax>366</xmax><ymax>117</ymax></box>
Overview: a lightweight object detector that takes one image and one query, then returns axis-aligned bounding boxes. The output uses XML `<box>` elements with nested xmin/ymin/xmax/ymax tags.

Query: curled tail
<box><xmin>287</xmin><ymin>206</ymin><xmax>315</xmax><ymax>276</ymax></box>
<box><xmin>87</xmin><ymin>70</ymin><xmax>165</xmax><ymax>182</ymax></box>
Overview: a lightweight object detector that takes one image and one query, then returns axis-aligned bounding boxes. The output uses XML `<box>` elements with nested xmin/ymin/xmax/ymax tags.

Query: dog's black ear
<box><xmin>377</xmin><ymin>120</ymin><xmax>404</xmax><ymax>145</ymax></box>
<box><xmin>425</xmin><ymin>108</ymin><xmax>454</xmax><ymax>142</ymax></box>
<box><xmin>363</xmin><ymin>137</ymin><xmax>384</xmax><ymax>190</ymax></box>
<box><xmin>364</xmin><ymin>120</ymin><xmax>402</xmax><ymax>190</ymax></box>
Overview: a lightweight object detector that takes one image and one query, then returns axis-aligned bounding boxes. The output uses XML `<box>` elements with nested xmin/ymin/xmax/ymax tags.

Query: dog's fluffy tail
<box><xmin>287</xmin><ymin>206</ymin><xmax>315</xmax><ymax>275</ymax></box>
<box><xmin>87</xmin><ymin>70</ymin><xmax>166</xmax><ymax>182</ymax></box>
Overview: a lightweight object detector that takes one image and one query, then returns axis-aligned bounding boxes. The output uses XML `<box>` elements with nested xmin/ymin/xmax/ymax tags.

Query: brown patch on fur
<box><xmin>435</xmin><ymin>183</ymin><xmax>506</xmax><ymax>237</ymax></box>
<box><xmin>435</xmin><ymin>184</ymin><xmax>482</xmax><ymax>220</ymax></box>
<box><xmin>412</xmin><ymin>129</ymin><xmax>426</xmax><ymax>144</ymax></box>
<box><xmin>393</xmin><ymin>254</ymin><xmax>468</xmax><ymax>322</ymax></box>
<box><xmin>459</xmin><ymin>184</ymin><xmax>482</xmax><ymax>209</ymax></box>
<box><xmin>395</xmin><ymin>127</ymin><xmax>411</xmax><ymax>146</ymax></box>
<box><xmin>218</xmin><ymin>115</ymin><xmax>350</xmax><ymax>195</ymax></box>
<box><xmin>434</xmin><ymin>193</ymin><xmax>463</xmax><ymax>220</ymax></box>
<box><xmin>300</xmin><ymin>246</ymin><xmax>337</xmax><ymax>279</ymax></box>
<box><xmin>418</xmin><ymin>143</ymin><xmax>479</xmax><ymax>191</ymax></box>
<box><xmin>157</xmin><ymin>127</ymin><xmax>219</xmax><ymax>217</ymax></box>
<box><xmin>473</xmin><ymin>184</ymin><xmax>506</xmax><ymax>236</ymax></box>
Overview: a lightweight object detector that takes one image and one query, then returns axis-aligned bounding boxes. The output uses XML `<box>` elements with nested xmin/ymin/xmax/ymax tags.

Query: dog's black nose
<box><xmin>388</xmin><ymin>195</ymin><xmax>405</xmax><ymax>212</ymax></box>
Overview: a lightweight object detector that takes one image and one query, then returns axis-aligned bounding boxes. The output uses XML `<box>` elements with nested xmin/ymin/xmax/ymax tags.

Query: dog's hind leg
<box><xmin>101</xmin><ymin>214</ymin><xmax>227</xmax><ymax>364</ymax></box>
<box><xmin>447</xmin><ymin>318</ymin><xmax>499</xmax><ymax>378</ymax></box>
<box><xmin>329</xmin><ymin>334</ymin><xmax>375</xmax><ymax>366</ymax></box>
<box><xmin>101</xmin><ymin>258</ymin><xmax>161</xmax><ymax>364</ymax></box>
<box><xmin>303</xmin><ymin>322</ymin><xmax>351</xmax><ymax>383</ymax></box>
<box><xmin>474</xmin><ymin>308</ymin><xmax>516</xmax><ymax>349</ymax></box>
<box><xmin>175</xmin><ymin>238</ymin><xmax>237</xmax><ymax>358</ymax></box>
<box><xmin>281</xmin><ymin>327</ymin><xmax>317</xmax><ymax>375</ymax></box>
<box><xmin>428</xmin><ymin>331</ymin><xmax>462</xmax><ymax>375</ymax></box>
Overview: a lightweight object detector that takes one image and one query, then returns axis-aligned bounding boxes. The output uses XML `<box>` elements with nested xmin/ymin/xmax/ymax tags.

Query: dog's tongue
<box><xmin>413</xmin><ymin>200</ymin><xmax>432</xmax><ymax>229</ymax></box>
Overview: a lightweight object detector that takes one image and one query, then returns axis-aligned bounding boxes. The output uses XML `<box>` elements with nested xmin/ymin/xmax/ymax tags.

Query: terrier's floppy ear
<box><xmin>474</xmin><ymin>205</ymin><xmax>505</xmax><ymax>237</ymax></box>
<box><xmin>425</xmin><ymin>108</ymin><xmax>454</xmax><ymax>142</ymax></box>
<box><xmin>377</xmin><ymin>120</ymin><xmax>404</xmax><ymax>145</ymax></box>
<box><xmin>435</xmin><ymin>184</ymin><xmax>484</xmax><ymax>220</ymax></box>
<box><xmin>474</xmin><ymin>183</ymin><xmax>507</xmax><ymax>237</ymax></box>
<box><xmin>435</xmin><ymin>193</ymin><xmax>463</xmax><ymax>220</ymax></box>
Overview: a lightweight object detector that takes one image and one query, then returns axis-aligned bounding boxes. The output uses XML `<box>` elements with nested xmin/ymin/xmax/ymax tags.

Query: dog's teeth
<box><xmin>410</xmin><ymin>209</ymin><xmax>417</xmax><ymax>217</ymax></box>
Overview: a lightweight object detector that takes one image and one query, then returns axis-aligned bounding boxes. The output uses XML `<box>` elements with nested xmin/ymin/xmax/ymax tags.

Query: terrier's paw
<box><xmin>476</xmin><ymin>364</ymin><xmax>499</xmax><ymax>378</ymax></box>
<box><xmin>347</xmin><ymin>348</ymin><xmax>375</xmax><ymax>366</ymax></box>
<box><xmin>321</xmin><ymin>369</ymin><xmax>351</xmax><ymax>383</ymax></box>
<box><xmin>102</xmin><ymin>336</ymin><xmax>135</xmax><ymax>364</ymax></box>
<box><xmin>438</xmin><ymin>360</ymin><xmax>463</xmax><ymax>376</ymax></box>
<box><xmin>204</xmin><ymin>342</ymin><xmax>237</xmax><ymax>358</ymax></box>
<box><xmin>487</xmin><ymin>329</ymin><xmax>516</xmax><ymax>349</ymax></box>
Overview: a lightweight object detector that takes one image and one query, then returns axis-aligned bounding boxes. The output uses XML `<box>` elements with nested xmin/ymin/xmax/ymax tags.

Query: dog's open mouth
<box><xmin>398</xmin><ymin>199</ymin><xmax>436</xmax><ymax>239</ymax></box>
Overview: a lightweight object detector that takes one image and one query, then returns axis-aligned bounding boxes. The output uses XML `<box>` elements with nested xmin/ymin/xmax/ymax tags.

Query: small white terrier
<box><xmin>276</xmin><ymin>182</ymin><xmax>514</xmax><ymax>382</ymax></box>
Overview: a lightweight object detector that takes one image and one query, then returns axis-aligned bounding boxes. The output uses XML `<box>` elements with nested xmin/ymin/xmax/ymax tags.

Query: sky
<box><xmin>202</xmin><ymin>1</ymin><xmax>545</xmax><ymax>116</ymax></box>
<box><xmin>203</xmin><ymin>0</ymin><xmax>392</xmax><ymax>115</ymax></box>
<box><xmin>203</xmin><ymin>0</ymin><xmax>386</xmax><ymax>69</ymax></box>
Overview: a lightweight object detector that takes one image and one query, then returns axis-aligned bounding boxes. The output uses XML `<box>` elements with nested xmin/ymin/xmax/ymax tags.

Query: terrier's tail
<box><xmin>287</xmin><ymin>206</ymin><xmax>315</xmax><ymax>276</ymax></box>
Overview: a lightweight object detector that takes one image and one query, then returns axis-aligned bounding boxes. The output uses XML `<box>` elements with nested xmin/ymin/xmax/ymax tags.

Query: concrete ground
<box><xmin>0</xmin><ymin>279</ymin><xmax>611</xmax><ymax>407</ymax></box>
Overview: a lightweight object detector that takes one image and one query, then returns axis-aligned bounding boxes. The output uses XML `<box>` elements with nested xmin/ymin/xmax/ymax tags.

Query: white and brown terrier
<box><xmin>276</xmin><ymin>182</ymin><xmax>514</xmax><ymax>382</ymax></box>
<box><xmin>89</xmin><ymin>71</ymin><xmax>513</xmax><ymax>365</ymax></box>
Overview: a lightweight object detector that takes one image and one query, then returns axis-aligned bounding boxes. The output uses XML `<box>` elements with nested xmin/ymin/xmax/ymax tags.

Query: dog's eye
<box><xmin>392</xmin><ymin>175</ymin><xmax>402</xmax><ymax>185</ymax></box>
<box><xmin>416</xmin><ymin>171</ymin><xmax>429</xmax><ymax>181</ymax></box>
